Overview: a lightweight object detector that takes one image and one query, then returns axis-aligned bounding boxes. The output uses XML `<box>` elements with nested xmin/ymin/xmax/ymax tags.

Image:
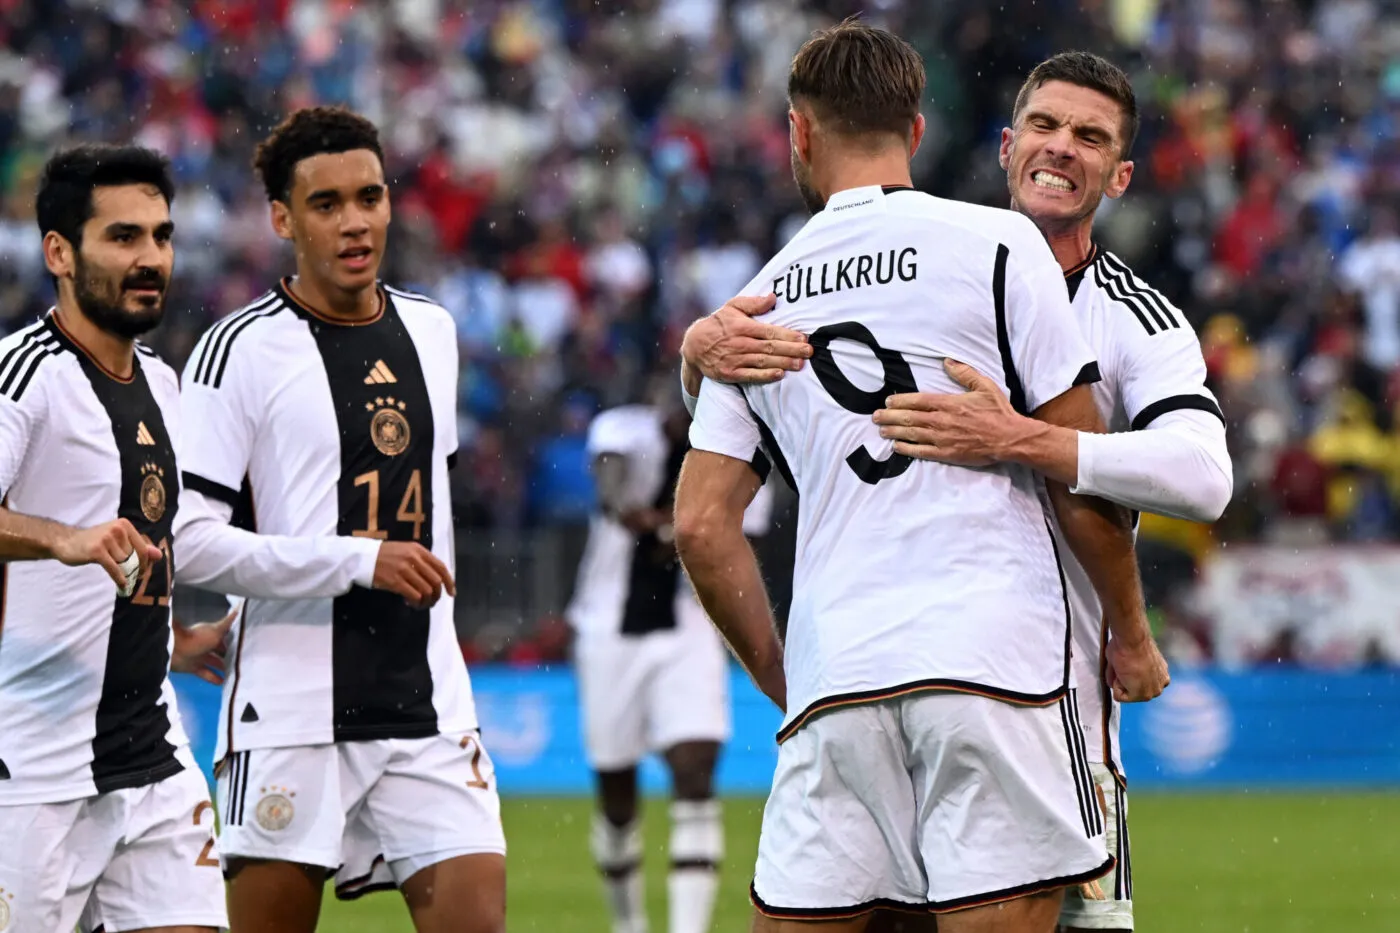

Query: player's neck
<box><xmin>53</xmin><ymin>299</ymin><xmax>136</xmax><ymax>380</ymax></box>
<box><xmin>818</xmin><ymin>153</ymin><xmax>914</xmax><ymax>204</ymax></box>
<box><xmin>1039</xmin><ymin>221</ymin><xmax>1096</xmax><ymax>275</ymax></box>
<box><xmin>287</xmin><ymin>272</ymin><xmax>380</xmax><ymax>322</ymax></box>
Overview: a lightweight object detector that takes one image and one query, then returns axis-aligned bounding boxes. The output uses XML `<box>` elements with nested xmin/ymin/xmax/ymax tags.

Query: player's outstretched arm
<box><xmin>674</xmin><ymin>449</ymin><xmax>786</xmax><ymax>712</ymax></box>
<box><xmin>876</xmin><ymin>360</ymin><xmax>1233</xmax><ymax>522</ymax></box>
<box><xmin>679</xmin><ymin>293</ymin><xmax>811</xmax><ymax>409</ymax></box>
<box><xmin>174</xmin><ymin>485</ymin><xmax>452</xmax><ymax>607</ymax></box>
<box><xmin>1034</xmin><ymin>385</ymin><xmax>1169</xmax><ymax>704</ymax></box>
<box><xmin>0</xmin><ymin>508</ymin><xmax>159</xmax><ymax>591</ymax></box>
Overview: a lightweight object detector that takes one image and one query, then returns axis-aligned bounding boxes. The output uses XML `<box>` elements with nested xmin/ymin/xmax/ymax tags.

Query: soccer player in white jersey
<box><xmin>568</xmin><ymin>370</ymin><xmax>773</xmax><ymax>933</ymax></box>
<box><xmin>672</xmin><ymin>22</ymin><xmax>1168</xmax><ymax>933</ymax></box>
<box><xmin>171</xmin><ymin>108</ymin><xmax>505</xmax><ymax>933</ymax></box>
<box><xmin>0</xmin><ymin>145</ymin><xmax>228</xmax><ymax>933</ymax></box>
<box><xmin>684</xmin><ymin>51</ymin><xmax>1232</xmax><ymax>933</ymax></box>
<box><xmin>870</xmin><ymin>53</ymin><xmax>1232</xmax><ymax>932</ymax></box>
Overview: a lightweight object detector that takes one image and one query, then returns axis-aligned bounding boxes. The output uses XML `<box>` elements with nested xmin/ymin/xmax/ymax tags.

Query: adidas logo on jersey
<box><xmin>136</xmin><ymin>421</ymin><xmax>156</xmax><ymax>445</ymax></box>
<box><xmin>364</xmin><ymin>360</ymin><xmax>397</xmax><ymax>384</ymax></box>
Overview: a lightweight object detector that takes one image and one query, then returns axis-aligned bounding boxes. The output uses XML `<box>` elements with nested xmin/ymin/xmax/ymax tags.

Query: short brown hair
<box><xmin>1012</xmin><ymin>51</ymin><xmax>1139</xmax><ymax>158</ymax></box>
<box><xmin>253</xmin><ymin>106</ymin><xmax>385</xmax><ymax>203</ymax></box>
<box><xmin>788</xmin><ymin>18</ymin><xmax>925</xmax><ymax>142</ymax></box>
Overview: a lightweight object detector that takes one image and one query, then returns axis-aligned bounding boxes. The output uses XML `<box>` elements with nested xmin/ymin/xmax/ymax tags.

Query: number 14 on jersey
<box><xmin>352</xmin><ymin>469</ymin><xmax>426</xmax><ymax>540</ymax></box>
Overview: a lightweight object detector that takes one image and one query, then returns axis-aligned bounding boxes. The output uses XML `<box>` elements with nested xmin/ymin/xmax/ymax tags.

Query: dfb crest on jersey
<box><xmin>140</xmin><ymin>462</ymin><xmax>167</xmax><ymax>522</ymax></box>
<box><xmin>255</xmin><ymin>785</ymin><xmax>296</xmax><ymax>831</ymax></box>
<box><xmin>366</xmin><ymin>396</ymin><xmax>410</xmax><ymax>456</ymax></box>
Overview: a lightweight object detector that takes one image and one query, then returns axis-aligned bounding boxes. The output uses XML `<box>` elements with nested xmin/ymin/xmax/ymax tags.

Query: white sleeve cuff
<box><xmin>350</xmin><ymin>538</ymin><xmax>383</xmax><ymax>589</ymax></box>
<box><xmin>1071</xmin><ymin>430</ymin><xmax>1096</xmax><ymax>496</ymax></box>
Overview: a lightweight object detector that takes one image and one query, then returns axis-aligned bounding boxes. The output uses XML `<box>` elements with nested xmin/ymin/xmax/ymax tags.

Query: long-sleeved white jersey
<box><xmin>173</xmin><ymin>281</ymin><xmax>476</xmax><ymax>761</ymax></box>
<box><xmin>1059</xmin><ymin>246</ymin><xmax>1232</xmax><ymax>780</ymax></box>
<box><xmin>0</xmin><ymin>314</ymin><xmax>194</xmax><ymax>804</ymax></box>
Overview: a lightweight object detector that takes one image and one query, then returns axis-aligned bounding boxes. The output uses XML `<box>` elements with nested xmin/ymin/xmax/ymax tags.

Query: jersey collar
<box><xmin>1064</xmin><ymin>242</ymin><xmax>1099</xmax><ymax>301</ymax></box>
<box><xmin>277</xmin><ymin>277</ymin><xmax>386</xmax><ymax>327</ymax></box>
<box><xmin>820</xmin><ymin>184</ymin><xmax>917</xmax><ymax>216</ymax></box>
<box><xmin>44</xmin><ymin>308</ymin><xmax>137</xmax><ymax>384</ymax></box>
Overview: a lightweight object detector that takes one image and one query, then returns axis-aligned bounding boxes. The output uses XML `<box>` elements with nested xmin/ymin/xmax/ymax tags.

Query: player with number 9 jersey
<box><xmin>675</xmin><ymin>23</ymin><xmax>1163</xmax><ymax>928</ymax></box>
<box><xmin>172</xmin><ymin>107</ymin><xmax>504</xmax><ymax>932</ymax></box>
<box><xmin>687</xmin><ymin>181</ymin><xmax>1119</xmax><ymax>917</ymax></box>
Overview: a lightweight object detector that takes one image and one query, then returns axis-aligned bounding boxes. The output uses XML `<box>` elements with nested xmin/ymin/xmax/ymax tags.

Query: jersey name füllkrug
<box><xmin>176</xmin><ymin>282</ymin><xmax>474</xmax><ymax>759</ymax></box>
<box><xmin>1058</xmin><ymin>246</ymin><xmax>1225</xmax><ymax>777</ymax></box>
<box><xmin>0</xmin><ymin>313</ymin><xmax>193</xmax><ymax>804</ymax></box>
<box><xmin>689</xmin><ymin>186</ymin><xmax>1100</xmax><ymax>742</ymax></box>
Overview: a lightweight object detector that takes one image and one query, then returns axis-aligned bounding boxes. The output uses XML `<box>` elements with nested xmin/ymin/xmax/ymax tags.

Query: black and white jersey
<box><xmin>689</xmin><ymin>185</ymin><xmax>1099</xmax><ymax>742</ymax></box>
<box><xmin>0</xmin><ymin>313</ymin><xmax>192</xmax><ymax>804</ymax></box>
<box><xmin>566</xmin><ymin>405</ymin><xmax>772</xmax><ymax>638</ymax></box>
<box><xmin>173</xmin><ymin>281</ymin><xmax>475</xmax><ymax>761</ymax></box>
<box><xmin>1060</xmin><ymin>246</ymin><xmax>1227</xmax><ymax>778</ymax></box>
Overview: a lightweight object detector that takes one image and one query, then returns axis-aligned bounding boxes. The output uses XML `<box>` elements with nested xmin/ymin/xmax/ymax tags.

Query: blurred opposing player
<box><xmin>567</xmin><ymin>370</ymin><xmax>773</xmax><ymax>933</ymax></box>
<box><xmin>0</xmin><ymin>145</ymin><xmax>227</xmax><ymax>933</ymax></box>
<box><xmin>674</xmin><ymin>21</ymin><xmax>1167</xmax><ymax>933</ymax></box>
<box><xmin>870</xmin><ymin>53</ymin><xmax>1232</xmax><ymax>932</ymax></box>
<box><xmin>172</xmin><ymin>107</ymin><xmax>504</xmax><ymax>933</ymax></box>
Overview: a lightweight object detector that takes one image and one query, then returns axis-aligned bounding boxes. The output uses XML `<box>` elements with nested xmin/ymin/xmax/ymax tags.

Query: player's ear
<box><xmin>789</xmin><ymin>109</ymin><xmax>812</xmax><ymax>166</ymax></box>
<box><xmin>909</xmin><ymin>114</ymin><xmax>926</xmax><ymax>159</ymax></box>
<box><xmin>1105</xmin><ymin>158</ymin><xmax>1134</xmax><ymax>200</ymax></box>
<box><xmin>270</xmin><ymin>199</ymin><xmax>294</xmax><ymax>241</ymax></box>
<box><xmin>998</xmin><ymin>127</ymin><xmax>1013</xmax><ymax>171</ymax></box>
<box><xmin>42</xmin><ymin>231</ymin><xmax>74</xmax><ymax>280</ymax></box>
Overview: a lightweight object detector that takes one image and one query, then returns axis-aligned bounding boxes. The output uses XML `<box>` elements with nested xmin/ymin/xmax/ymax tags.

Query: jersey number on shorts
<box><xmin>459</xmin><ymin>735</ymin><xmax>490</xmax><ymax>789</ymax></box>
<box><xmin>193</xmin><ymin>800</ymin><xmax>219</xmax><ymax>866</ymax></box>
<box><xmin>809</xmin><ymin>322</ymin><xmax>917</xmax><ymax>484</ymax></box>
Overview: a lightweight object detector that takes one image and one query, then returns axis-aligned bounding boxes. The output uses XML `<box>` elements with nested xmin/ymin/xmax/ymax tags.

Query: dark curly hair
<box><xmin>253</xmin><ymin>106</ymin><xmax>385</xmax><ymax>203</ymax></box>
<box><xmin>36</xmin><ymin>144</ymin><xmax>174</xmax><ymax>247</ymax></box>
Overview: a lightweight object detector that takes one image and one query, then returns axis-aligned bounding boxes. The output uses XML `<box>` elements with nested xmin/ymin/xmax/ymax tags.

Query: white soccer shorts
<box><xmin>216</xmin><ymin>731</ymin><xmax>506</xmax><ymax>899</ymax></box>
<box><xmin>575</xmin><ymin>623</ymin><xmax>732</xmax><ymax>771</ymax></box>
<box><xmin>0</xmin><ymin>766</ymin><xmax>227</xmax><ymax>933</ymax></box>
<box><xmin>1060</xmin><ymin>763</ymin><xmax>1133</xmax><ymax>929</ymax></box>
<box><xmin>751</xmin><ymin>691</ymin><xmax>1113</xmax><ymax>917</ymax></box>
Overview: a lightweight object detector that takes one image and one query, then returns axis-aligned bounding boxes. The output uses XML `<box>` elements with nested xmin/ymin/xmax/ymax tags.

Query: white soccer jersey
<box><xmin>173</xmin><ymin>281</ymin><xmax>475</xmax><ymax>761</ymax></box>
<box><xmin>1058</xmin><ymin>246</ymin><xmax>1225</xmax><ymax>778</ymax></box>
<box><xmin>689</xmin><ymin>185</ymin><xmax>1100</xmax><ymax>741</ymax></box>
<box><xmin>567</xmin><ymin>405</ymin><xmax>772</xmax><ymax>638</ymax></box>
<box><xmin>0</xmin><ymin>313</ymin><xmax>193</xmax><ymax>805</ymax></box>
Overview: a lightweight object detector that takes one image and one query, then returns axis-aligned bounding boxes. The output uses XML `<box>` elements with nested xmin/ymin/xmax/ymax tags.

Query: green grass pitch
<box><xmin>318</xmin><ymin>793</ymin><xmax>1400</xmax><ymax>931</ymax></box>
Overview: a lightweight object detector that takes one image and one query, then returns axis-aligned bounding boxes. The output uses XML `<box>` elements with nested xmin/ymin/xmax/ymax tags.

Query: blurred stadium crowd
<box><xmin>1</xmin><ymin>0</ymin><xmax>1398</xmax><ymax>663</ymax></box>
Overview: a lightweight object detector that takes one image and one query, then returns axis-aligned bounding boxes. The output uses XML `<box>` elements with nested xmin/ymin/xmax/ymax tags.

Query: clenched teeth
<box><xmin>1032</xmin><ymin>170</ymin><xmax>1074</xmax><ymax>191</ymax></box>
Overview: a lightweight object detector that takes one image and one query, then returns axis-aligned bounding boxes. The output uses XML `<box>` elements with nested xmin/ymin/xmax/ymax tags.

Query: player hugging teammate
<box><xmin>682</xmin><ymin>25</ymin><xmax>1229</xmax><ymax>933</ymax></box>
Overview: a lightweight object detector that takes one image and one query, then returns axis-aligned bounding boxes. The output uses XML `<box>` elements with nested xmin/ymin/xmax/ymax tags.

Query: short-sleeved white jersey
<box><xmin>688</xmin><ymin>185</ymin><xmax>1100</xmax><ymax>741</ymax></box>
<box><xmin>1059</xmin><ymin>246</ymin><xmax>1225</xmax><ymax>778</ymax></box>
<box><xmin>174</xmin><ymin>282</ymin><xmax>475</xmax><ymax>760</ymax></box>
<box><xmin>567</xmin><ymin>404</ymin><xmax>772</xmax><ymax>638</ymax></box>
<box><xmin>0</xmin><ymin>314</ymin><xmax>193</xmax><ymax>804</ymax></box>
